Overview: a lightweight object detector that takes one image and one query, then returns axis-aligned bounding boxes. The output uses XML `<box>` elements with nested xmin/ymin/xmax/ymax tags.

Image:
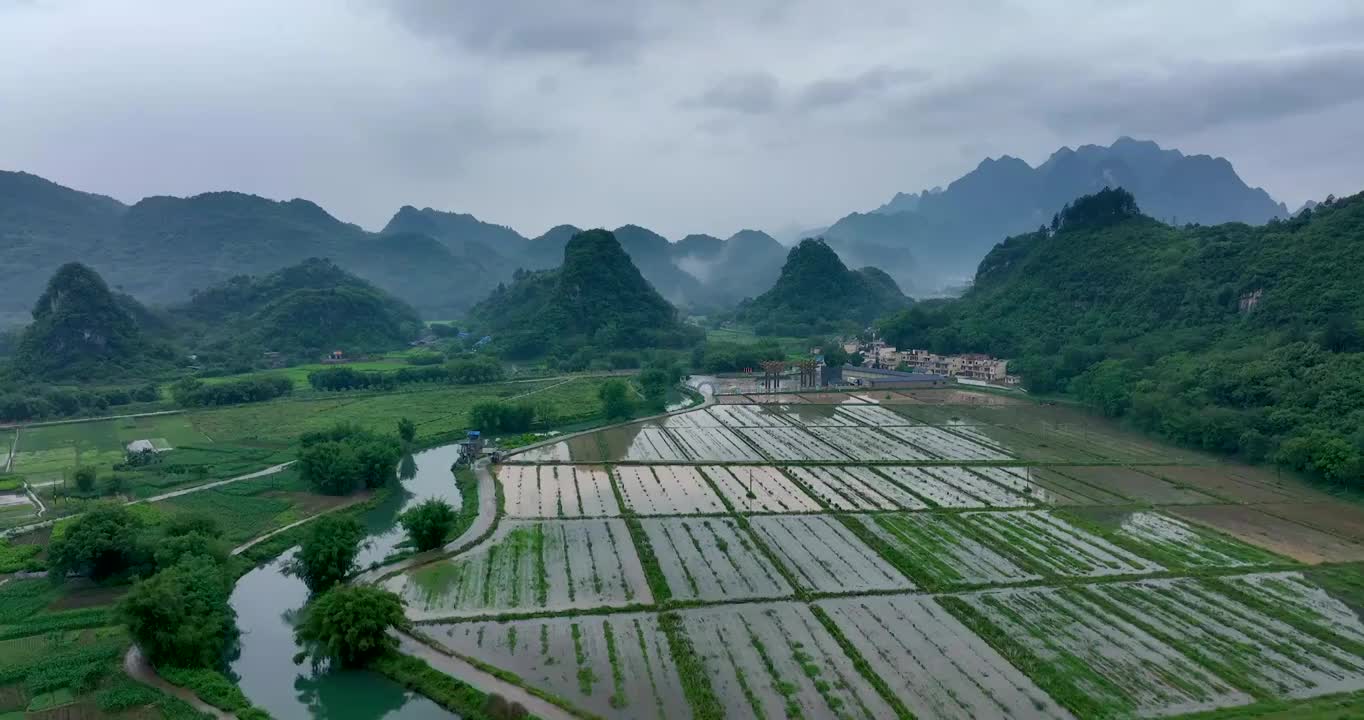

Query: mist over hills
<box><xmin>819</xmin><ymin>137</ymin><xmax>1290</xmax><ymax>295</ymax></box>
<box><xmin>0</xmin><ymin>138</ymin><xmax>1289</xmax><ymax>324</ymax></box>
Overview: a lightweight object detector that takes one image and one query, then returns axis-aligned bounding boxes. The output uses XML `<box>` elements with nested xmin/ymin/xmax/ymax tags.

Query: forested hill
<box><xmin>468</xmin><ymin>229</ymin><xmax>701</xmax><ymax>359</ymax></box>
<box><xmin>879</xmin><ymin>187</ymin><xmax>1364</xmax><ymax>484</ymax></box>
<box><xmin>14</xmin><ymin>262</ymin><xmax>172</xmax><ymax>380</ymax></box>
<box><xmin>738</xmin><ymin>238</ymin><xmax>910</xmax><ymax>336</ymax></box>
<box><xmin>178</xmin><ymin>258</ymin><xmax>422</xmax><ymax>359</ymax></box>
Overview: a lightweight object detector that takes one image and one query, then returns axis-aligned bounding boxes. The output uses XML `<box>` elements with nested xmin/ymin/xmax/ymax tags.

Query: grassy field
<box><xmin>189</xmin><ymin>358</ymin><xmax>416</xmax><ymax>392</ymax></box>
<box><xmin>10</xmin><ymin>414</ymin><xmax>211</xmax><ymax>482</ymax></box>
<box><xmin>188</xmin><ymin>377</ymin><xmax>612</xmax><ymax>444</ymax></box>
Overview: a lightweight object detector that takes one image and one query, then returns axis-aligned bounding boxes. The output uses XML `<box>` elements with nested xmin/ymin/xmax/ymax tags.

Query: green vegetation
<box><xmin>737</xmin><ymin>238</ymin><xmax>909</xmax><ymax>337</ymax></box>
<box><xmin>14</xmin><ymin>262</ymin><xmax>169</xmax><ymax>381</ymax></box>
<box><xmin>470</xmin><ymin>400</ymin><xmax>537</xmax><ymax>433</ymax></box>
<box><xmin>48</xmin><ymin>505</ymin><xmax>146</xmax><ymax>580</ymax></box>
<box><xmin>371</xmin><ymin>650</ymin><xmax>531</xmax><ymax>720</ymax></box>
<box><xmin>118</xmin><ymin>555</ymin><xmax>235</xmax><ymax>667</ymax></box>
<box><xmin>598</xmin><ymin>380</ymin><xmax>633</xmax><ymax>422</ymax></box>
<box><xmin>400</xmin><ymin>499</ymin><xmax>458</xmax><ymax>552</ymax></box>
<box><xmin>286</xmin><ymin>514</ymin><xmax>366</xmax><ymax>593</ymax></box>
<box><xmin>468</xmin><ymin>228</ymin><xmax>702</xmax><ymax>359</ymax></box>
<box><xmin>294</xmin><ymin>586</ymin><xmax>407</xmax><ymax>667</ymax></box>
<box><xmin>879</xmin><ymin>188</ymin><xmax>1364</xmax><ymax>488</ymax></box>
<box><xmin>297</xmin><ymin>422</ymin><xmax>401</xmax><ymax>495</ymax></box>
<box><xmin>658</xmin><ymin>611</ymin><xmax>722</xmax><ymax>720</ymax></box>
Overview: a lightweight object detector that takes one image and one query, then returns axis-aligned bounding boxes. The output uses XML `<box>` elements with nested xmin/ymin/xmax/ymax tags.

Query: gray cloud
<box><xmin>0</xmin><ymin>0</ymin><xmax>1361</xmax><ymax>238</ymax></box>
<box><xmin>380</xmin><ymin>0</ymin><xmax>648</xmax><ymax>62</ymax></box>
<box><xmin>796</xmin><ymin>66</ymin><xmax>931</xmax><ymax>110</ymax></box>
<box><xmin>687</xmin><ymin>72</ymin><xmax>781</xmax><ymax>114</ymax></box>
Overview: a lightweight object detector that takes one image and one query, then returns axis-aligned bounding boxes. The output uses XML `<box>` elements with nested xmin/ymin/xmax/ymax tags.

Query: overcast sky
<box><xmin>3</xmin><ymin>0</ymin><xmax>1363</xmax><ymax>239</ymax></box>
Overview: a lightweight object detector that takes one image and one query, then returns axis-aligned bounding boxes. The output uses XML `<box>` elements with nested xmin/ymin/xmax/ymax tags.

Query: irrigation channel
<box><xmin>229</xmin><ymin>443</ymin><xmax>465</xmax><ymax>720</ymax></box>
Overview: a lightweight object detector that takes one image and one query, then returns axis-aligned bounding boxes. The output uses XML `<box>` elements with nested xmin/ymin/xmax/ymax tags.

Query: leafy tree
<box><xmin>294</xmin><ymin>586</ymin><xmax>407</xmax><ymax>668</ymax></box>
<box><xmin>298</xmin><ymin>441</ymin><xmax>362</xmax><ymax>495</ymax></box>
<box><xmin>49</xmin><ymin>505</ymin><xmax>147</xmax><ymax>580</ymax></box>
<box><xmin>598</xmin><ymin>380</ymin><xmax>633</xmax><ymax>421</ymax></box>
<box><xmin>397</xmin><ymin>417</ymin><xmax>416</xmax><ymax>445</ymax></box>
<box><xmin>72</xmin><ymin>466</ymin><xmax>97</xmax><ymax>493</ymax></box>
<box><xmin>399</xmin><ymin>499</ymin><xmax>458</xmax><ymax>552</ymax></box>
<box><xmin>637</xmin><ymin>367</ymin><xmax>673</xmax><ymax>410</ymax></box>
<box><xmin>286</xmin><ymin>515</ymin><xmax>367</xmax><ymax>593</ymax></box>
<box><xmin>154</xmin><ymin>532</ymin><xmax>230</xmax><ymax>572</ymax></box>
<box><xmin>119</xmin><ymin>555</ymin><xmax>236</xmax><ymax>668</ymax></box>
<box><xmin>469</xmin><ymin>401</ymin><xmax>536</xmax><ymax>433</ymax></box>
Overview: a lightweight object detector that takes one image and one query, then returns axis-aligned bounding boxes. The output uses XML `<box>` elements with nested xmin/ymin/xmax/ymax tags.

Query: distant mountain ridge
<box><xmin>820</xmin><ymin>137</ymin><xmax>1290</xmax><ymax>295</ymax></box>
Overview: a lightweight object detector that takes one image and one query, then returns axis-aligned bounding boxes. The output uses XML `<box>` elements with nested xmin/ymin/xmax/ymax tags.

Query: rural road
<box><xmin>124</xmin><ymin>646</ymin><xmax>234</xmax><ymax>719</ymax></box>
<box><xmin>395</xmin><ymin>632</ymin><xmax>578</xmax><ymax>720</ymax></box>
<box><xmin>1</xmin><ymin>461</ymin><xmax>294</xmax><ymax>539</ymax></box>
<box><xmin>129</xmin><ymin>462</ymin><xmax>294</xmax><ymax>505</ymax></box>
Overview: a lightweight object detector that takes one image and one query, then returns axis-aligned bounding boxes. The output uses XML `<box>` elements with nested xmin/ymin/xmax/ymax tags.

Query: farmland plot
<box><xmin>880</xmin><ymin>425</ymin><xmax>1013</xmax><ymax>461</ymax></box>
<box><xmin>613</xmin><ymin>466</ymin><xmax>726</xmax><ymax>515</ymax></box>
<box><xmin>700</xmin><ymin>466</ymin><xmax>820</xmax><ymax>513</ymax></box>
<box><xmin>856</xmin><ymin>513</ymin><xmax>1039</xmax><ymax>587</ymax></box>
<box><xmin>640</xmin><ymin>517</ymin><xmax>793</xmax><ymax>601</ymax></box>
<box><xmin>1104</xmin><ymin>511</ymin><xmax>1282</xmax><ymax>568</ymax></box>
<box><xmin>1058</xmin><ymin>466</ymin><xmax>1216</xmax><ymax>505</ymax></box>
<box><xmin>680</xmin><ymin>603</ymin><xmax>895</xmax><ymax>720</ymax></box>
<box><xmin>1087</xmin><ymin>578</ymin><xmax>1364</xmax><ymax>699</ymax></box>
<box><xmin>1221</xmin><ymin>572</ymin><xmax>1364</xmax><ymax>646</ymax></box>
<box><xmin>785</xmin><ymin>466</ymin><xmax>928</xmax><ymax>511</ymax></box>
<box><xmin>392</xmin><ymin>519</ymin><xmax>650</xmax><ymax>619</ymax></box>
<box><xmin>835</xmin><ymin>404</ymin><xmax>917</xmax><ymax>427</ymax></box>
<box><xmin>659</xmin><ymin>409</ymin><xmax>726</xmax><ymax>428</ymax></box>
<box><xmin>971</xmin><ymin>466</ymin><xmax>1069</xmax><ymax>505</ymax></box>
<box><xmin>807</xmin><ymin>426</ymin><xmax>933</xmax><ymax>461</ymax></box>
<box><xmin>878</xmin><ymin>467</ymin><xmax>987</xmax><ymax>508</ymax></box>
<box><xmin>708</xmin><ymin>404</ymin><xmax>789</xmax><ymax>428</ymax></box>
<box><xmin>500</xmin><ymin>465</ymin><xmax>619</xmax><ymax>518</ymax></box>
<box><xmin>952</xmin><ymin>586</ymin><xmax>1251</xmax><ymax>717</ymax></box>
<box><xmin>425</xmin><ymin>612</ymin><xmax>688</xmax><ymax>720</ymax></box>
<box><xmin>666</xmin><ymin>427</ymin><xmax>765</xmax><ymax>462</ymax></box>
<box><xmin>965</xmin><ymin>510</ymin><xmax>1163</xmax><ymax>577</ymax></box>
<box><xmin>819</xmin><ymin>594</ymin><xmax>1072</xmax><ymax>720</ymax></box>
<box><xmin>618</xmin><ymin>427</ymin><xmax>689</xmax><ymax>462</ymax></box>
<box><xmin>778</xmin><ymin>404</ymin><xmax>856</xmax><ymax>427</ymax></box>
<box><xmin>737</xmin><ymin>427</ymin><xmax>849</xmax><ymax>462</ymax></box>
<box><xmin>1171</xmin><ymin>505</ymin><xmax>1364</xmax><ymax>564</ymax></box>
<box><xmin>511</xmin><ymin>442</ymin><xmax>571</xmax><ymax>462</ymax></box>
<box><xmin>749</xmin><ymin>514</ymin><xmax>914</xmax><ymax>593</ymax></box>
<box><xmin>931</xmin><ymin>467</ymin><xmax>1034</xmax><ymax>507</ymax></box>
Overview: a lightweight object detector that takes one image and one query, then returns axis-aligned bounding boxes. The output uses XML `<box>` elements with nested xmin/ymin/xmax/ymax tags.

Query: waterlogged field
<box><xmin>666</xmin><ymin>427</ymin><xmax>766</xmax><ymax>462</ymax></box>
<box><xmin>785</xmin><ymin>465</ymin><xmax>928</xmax><ymax>511</ymax></box>
<box><xmin>424</xmin><ymin>612</ymin><xmax>688</xmax><ymax>720</ymax></box>
<box><xmin>613</xmin><ymin>466</ymin><xmax>726</xmax><ymax>515</ymax></box>
<box><xmin>500</xmin><ymin>465</ymin><xmax>619</xmax><ymax>517</ymax></box>
<box><xmin>700</xmin><ymin>466</ymin><xmax>819</xmax><ymax>514</ymax></box>
<box><xmin>819</xmin><ymin>594</ymin><xmax>1073</xmax><ymax>720</ymax></box>
<box><xmin>417</xmin><ymin>394</ymin><xmax>1364</xmax><ymax>719</ymax></box>
<box><xmin>806</xmin><ymin>425</ymin><xmax>932</xmax><ymax>461</ymax></box>
<box><xmin>852</xmin><ymin>513</ymin><xmax>1039</xmax><ymax>588</ymax></box>
<box><xmin>640</xmin><ymin>516</ymin><xmax>792</xmax><ymax>601</ymax></box>
<box><xmin>949</xmin><ymin>585</ymin><xmax>1253</xmax><ymax>717</ymax></box>
<box><xmin>393</xmin><ymin>519</ymin><xmax>650</xmax><ymax>619</ymax></box>
<box><xmin>749</xmin><ymin>514</ymin><xmax>914</xmax><ymax>593</ymax></box>
<box><xmin>737</xmin><ymin>426</ymin><xmax>848</xmax><ymax>461</ymax></box>
<box><xmin>964</xmin><ymin>510</ymin><xmax>1163</xmax><ymax>578</ymax></box>
<box><xmin>680</xmin><ymin>603</ymin><xmax>895</xmax><ymax>720</ymax></box>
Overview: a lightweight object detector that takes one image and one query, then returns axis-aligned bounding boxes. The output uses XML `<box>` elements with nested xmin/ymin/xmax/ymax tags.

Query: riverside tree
<box><xmin>399</xmin><ymin>499</ymin><xmax>457</xmax><ymax>552</ymax></box>
<box><xmin>294</xmin><ymin>586</ymin><xmax>407</xmax><ymax>668</ymax></box>
<box><xmin>287</xmin><ymin>515</ymin><xmax>366</xmax><ymax>593</ymax></box>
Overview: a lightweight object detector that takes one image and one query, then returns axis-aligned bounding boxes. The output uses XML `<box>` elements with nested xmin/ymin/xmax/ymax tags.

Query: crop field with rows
<box><xmin>424</xmin><ymin>612</ymin><xmax>688</xmax><ymax>720</ymax></box>
<box><xmin>392</xmin><ymin>519</ymin><xmax>650</xmax><ymax>618</ymax></box>
<box><xmin>500</xmin><ymin>464</ymin><xmax>619</xmax><ymax>517</ymax></box>
<box><xmin>442</xmin><ymin>392</ymin><xmax>1364</xmax><ymax>719</ymax></box>
<box><xmin>613</xmin><ymin>466</ymin><xmax>726</xmax><ymax>515</ymax></box>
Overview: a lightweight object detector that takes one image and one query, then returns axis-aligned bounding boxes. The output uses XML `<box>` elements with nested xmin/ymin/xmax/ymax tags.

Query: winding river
<box><xmin>229</xmin><ymin>444</ymin><xmax>465</xmax><ymax>720</ymax></box>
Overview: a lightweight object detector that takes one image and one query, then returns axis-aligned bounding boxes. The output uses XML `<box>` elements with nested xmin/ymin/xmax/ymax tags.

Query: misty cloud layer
<box><xmin>2</xmin><ymin>0</ymin><xmax>1361</xmax><ymax>239</ymax></box>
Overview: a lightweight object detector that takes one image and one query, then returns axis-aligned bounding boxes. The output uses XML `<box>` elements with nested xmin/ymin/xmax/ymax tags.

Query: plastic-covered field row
<box><xmin>748</xmin><ymin>514</ymin><xmax>915</xmax><ymax>593</ymax></box>
<box><xmin>700</xmin><ymin>465</ymin><xmax>821</xmax><ymax>514</ymax></box>
<box><xmin>639</xmin><ymin>516</ymin><xmax>793</xmax><ymax>601</ymax></box>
